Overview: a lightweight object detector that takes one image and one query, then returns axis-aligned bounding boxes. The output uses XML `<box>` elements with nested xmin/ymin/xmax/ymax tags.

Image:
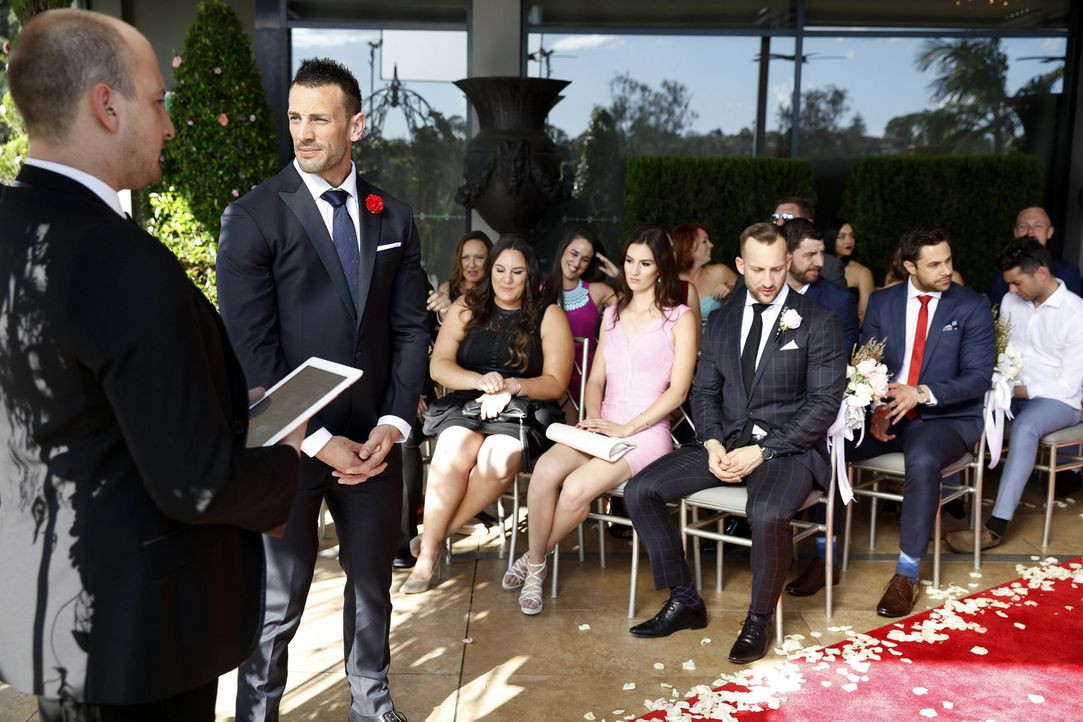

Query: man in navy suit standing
<box><xmin>852</xmin><ymin>227</ymin><xmax>994</xmax><ymax>617</ymax></box>
<box><xmin>218</xmin><ymin>58</ymin><xmax>428</xmax><ymax>722</ymax></box>
<box><xmin>625</xmin><ymin>223</ymin><xmax>846</xmax><ymax>664</ymax></box>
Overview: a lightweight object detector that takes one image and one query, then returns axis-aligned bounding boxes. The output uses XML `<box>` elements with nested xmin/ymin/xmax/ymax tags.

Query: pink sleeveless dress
<box><xmin>599</xmin><ymin>303</ymin><xmax>690</xmax><ymax>475</ymax></box>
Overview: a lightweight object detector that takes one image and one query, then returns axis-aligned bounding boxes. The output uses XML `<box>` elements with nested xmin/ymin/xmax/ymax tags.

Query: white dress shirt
<box><xmin>1002</xmin><ymin>280</ymin><xmax>1083</xmax><ymax>409</ymax></box>
<box><xmin>293</xmin><ymin>160</ymin><xmax>410</xmax><ymax>455</ymax></box>
<box><xmin>895</xmin><ymin>278</ymin><xmax>942</xmax><ymax>404</ymax></box>
<box><xmin>740</xmin><ymin>284</ymin><xmax>790</xmax><ymax>439</ymax></box>
<box><xmin>23</xmin><ymin>158</ymin><xmax>125</xmax><ymax>217</ymax></box>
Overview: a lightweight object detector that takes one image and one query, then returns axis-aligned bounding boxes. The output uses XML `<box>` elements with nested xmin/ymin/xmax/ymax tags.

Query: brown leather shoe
<box><xmin>943</xmin><ymin>527</ymin><xmax>1002</xmax><ymax>554</ymax></box>
<box><xmin>784</xmin><ymin>558</ymin><xmax>840</xmax><ymax>597</ymax></box>
<box><xmin>876</xmin><ymin>574</ymin><xmax>920</xmax><ymax>618</ymax></box>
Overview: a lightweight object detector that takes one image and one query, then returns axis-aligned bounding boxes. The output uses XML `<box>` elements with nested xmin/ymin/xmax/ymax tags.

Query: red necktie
<box><xmin>906</xmin><ymin>295</ymin><xmax>932</xmax><ymax>419</ymax></box>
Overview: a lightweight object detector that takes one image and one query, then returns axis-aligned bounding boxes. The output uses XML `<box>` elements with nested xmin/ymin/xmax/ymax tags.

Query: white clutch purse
<box><xmin>545</xmin><ymin>423</ymin><xmax>636</xmax><ymax>462</ymax></box>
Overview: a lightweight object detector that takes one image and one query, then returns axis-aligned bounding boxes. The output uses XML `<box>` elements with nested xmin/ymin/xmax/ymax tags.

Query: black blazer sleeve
<box><xmin>691</xmin><ymin>308</ymin><xmax>729</xmax><ymax>444</ymax></box>
<box><xmin>216</xmin><ymin>202</ymin><xmax>292</xmax><ymax>390</ymax></box>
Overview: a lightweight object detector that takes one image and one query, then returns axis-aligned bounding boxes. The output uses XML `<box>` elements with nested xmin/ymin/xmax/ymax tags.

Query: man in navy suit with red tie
<box><xmin>850</xmin><ymin>227</ymin><xmax>993</xmax><ymax>617</ymax></box>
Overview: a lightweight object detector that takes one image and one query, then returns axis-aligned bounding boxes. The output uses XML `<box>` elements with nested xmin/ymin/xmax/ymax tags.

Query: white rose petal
<box><xmin>1014</xmin><ymin>622</ymin><xmax>1026</xmax><ymax>630</ymax></box>
<box><xmin>970</xmin><ymin>646</ymin><xmax>988</xmax><ymax>655</ymax></box>
<box><xmin>1028</xmin><ymin>694</ymin><xmax>1045</xmax><ymax>704</ymax></box>
<box><xmin>462</xmin><ymin>637</ymin><xmax>473</xmax><ymax>644</ymax></box>
<box><xmin>919</xmin><ymin>709</ymin><xmax>938</xmax><ymax>718</ymax></box>
<box><xmin>653</xmin><ymin>662</ymin><xmax>665</xmax><ymax>670</ymax></box>
<box><xmin>700</xmin><ymin>637</ymin><xmax>711</xmax><ymax>645</ymax></box>
<box><xmin>943</xmin><ymin>701</ymin><xmax>954</xmax><ymax>710</ymax></box>
<box><xmin>622</xmin><ymin>682</ymin><xmax>636</xmax><ymax>691</ymax></box>
<box><xmin>841</xmin><ymin>683</ymin><xmax>858</xmax><ymax>692</ymax></box>
<box><xmin>682</xmin><ymin>660</ymin><xmax>696</xmax><ymax>671</ymax></box>
<box><xmin>578</xmin><ymin>624</ymin><xmax>591</xmax><ymax>631</ymax></box>
<box><xmin>913</xmin><ymin>687</ymin><xmax>929</xmax><ymax>695</ymax></box>
<box><xmin>822</xmin><ymin>681</ymin><xmax>832</xmax><ymax>687</ymax></box>
<box><xmin>584</xmin><ymin>713</ymin><xmax>596</xmax><ymax>721</ymax></box>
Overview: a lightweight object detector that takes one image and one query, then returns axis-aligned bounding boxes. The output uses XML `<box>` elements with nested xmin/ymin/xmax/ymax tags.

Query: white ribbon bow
<box><xmin>825</xmin><ymin>399</ymin><xmax>862</xmax><ymax>505</ymax></box>
<box><xmin>983</xmin><ymin>373</ymin><xmax>1015</xmax><ymax>468</ymax></box>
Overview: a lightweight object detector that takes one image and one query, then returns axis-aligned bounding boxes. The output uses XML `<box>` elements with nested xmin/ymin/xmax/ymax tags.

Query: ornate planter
<box><xmin>454</xmin><ymin>77</ymin><xmax>572</xmax><ymax>235</ymax></box>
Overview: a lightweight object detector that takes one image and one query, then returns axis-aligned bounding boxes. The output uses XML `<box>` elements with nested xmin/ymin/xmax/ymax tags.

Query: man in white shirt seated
<box><xmin>946</xmin><ymin>238</ymin><xmax>1083</xmax><ymax>552</ymax></box>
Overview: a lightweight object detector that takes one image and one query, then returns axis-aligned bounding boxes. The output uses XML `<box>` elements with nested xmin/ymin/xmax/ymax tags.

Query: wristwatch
<box><xmin>915</xmin><ymin>385</ymin><xmax>930</xmax><ymax>405</ymax></box>
<box><xmin>760</xmin><ymin>446</ymin><xmax>777</xmax><ymax>461</ymax></box>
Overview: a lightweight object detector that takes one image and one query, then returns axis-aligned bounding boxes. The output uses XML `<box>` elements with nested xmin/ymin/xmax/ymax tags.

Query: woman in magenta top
<box><xmin>505</xmin><ymin>224</ymin><xmax>698</xmax><ymax>615</ymax></box>
<box><xmin>543</xmin><ymin>227</ymin><xmax>618</xmax><ymax>417</ymax></box>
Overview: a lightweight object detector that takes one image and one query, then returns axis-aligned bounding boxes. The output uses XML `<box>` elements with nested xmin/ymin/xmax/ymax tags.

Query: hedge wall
<box><xmin>841</xmin><ymin>155</ymin><xmax>1043</xmax><ymax>292</ymax></box>
<box><xmin>623</xmin><ymin>156</ymin><xmax>814</xmax><ymax>264</ymax></box>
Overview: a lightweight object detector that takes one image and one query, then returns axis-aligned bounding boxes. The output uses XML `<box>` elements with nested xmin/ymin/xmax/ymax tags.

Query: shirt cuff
<box><xmin>300</xmin><ymin>426</ymin><xmax>333</xmax><ymax>458</ymax></box>
<box><xmin>378</xmin><ymin>415</ymin><xmax>411</xmax><ymax>444</ymax></box>
<box><xmin>924</xmin><ymin>385</ymin><xmax>939</xmax><ymax>406</ymax></box>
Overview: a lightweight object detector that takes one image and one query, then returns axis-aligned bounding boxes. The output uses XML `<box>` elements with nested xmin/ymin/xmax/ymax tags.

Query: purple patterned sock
<box><xmin>670</xmin><ymin>582</ymin><xmax>703</xmax><ymax>608</ymax></box>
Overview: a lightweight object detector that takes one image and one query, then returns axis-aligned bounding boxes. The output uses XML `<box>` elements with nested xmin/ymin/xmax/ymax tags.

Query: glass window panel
<box><xmin>806</xmin><ymin>0</ymin><xmax>1070</xmax><ymax>30</ymax></box>
<box><xmin>795</xmin><ymin>35</ymin><xmax>1066</xmax><ymax>157</ymax></box>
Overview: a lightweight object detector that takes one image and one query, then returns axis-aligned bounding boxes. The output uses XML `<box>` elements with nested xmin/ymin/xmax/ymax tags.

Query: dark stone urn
<box><xmin>454</xmin><ymin>77</ymin><xmax>572</xmax><ymax>235</ymax></box>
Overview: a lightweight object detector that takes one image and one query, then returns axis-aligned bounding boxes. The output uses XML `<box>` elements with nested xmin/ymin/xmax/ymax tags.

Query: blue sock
<box><xmin>670</xmin><ymin>582</ymin><xmax>703</xmax><ymax>608</ymax></box>
<box><xmin>814</xmin><ymin>535</ymin><xmax>838</xmax><ymax>561</ymax></box>
<box><xmin>895</xmin><ymin>551</ymin><xmax>920</xmax><ymax>581</ymax></box>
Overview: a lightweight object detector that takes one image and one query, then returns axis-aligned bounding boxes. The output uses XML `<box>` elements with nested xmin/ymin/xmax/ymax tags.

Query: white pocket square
<box><xmin>780</xmin><ymin>340</ymin><xmax>799</xmax><ymax>351</ymax></box>
<box><xmin>376</xmin><ymin>242</ymin><xmax>401</xmax><ymax>252</ymax></box>
<box><xmin>942</xmin><ymin>320</ymin><xmax>959</xmax><ymax>332</ymax></box>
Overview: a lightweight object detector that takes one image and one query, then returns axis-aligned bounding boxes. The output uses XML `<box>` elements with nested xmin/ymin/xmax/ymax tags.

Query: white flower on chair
<box><xmin>779</xmin><ymin>308</ymin><xmax>803</xmax><ymax>332</ymax></box>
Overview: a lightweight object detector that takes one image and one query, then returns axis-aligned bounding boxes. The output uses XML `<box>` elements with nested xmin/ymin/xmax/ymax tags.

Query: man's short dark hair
<box><xmin>8</xmin><ymin>9</ymin><xmax>134</xmax><ymax>143</ymax></box>
<box><xmin>292</xmin><ymin>58</ymin><xmax>362</xmax><ymax>116</ymax></box>
<box><xmin>898</xmin><ymin>227</ymin><xmax>950</xmax><ymax>265</ymax></box>
<box><xmin>781</xmin><ymin>218</ymin><xmax>822</xmax><ymax>254</ymax></box>
<box><xmin>998</xmin><ymin>236</ymin><xmax>1052</xmax><ymax>275</ymax></box>
<box><xmin>739</xmin><ymin>222</ymin><xmax>784</xmax><ymax>255</ymax></box>
<box><xmin>776</xmin><ymin>196</ymin><xmax>815</xmax><ymax>221</ymax></box>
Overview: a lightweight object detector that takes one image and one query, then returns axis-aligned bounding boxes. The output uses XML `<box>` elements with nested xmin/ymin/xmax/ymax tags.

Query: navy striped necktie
<box><xmin>320</xmin><ymin>189</ymin><xmax>360</xmax><ymax>309</ymax></box>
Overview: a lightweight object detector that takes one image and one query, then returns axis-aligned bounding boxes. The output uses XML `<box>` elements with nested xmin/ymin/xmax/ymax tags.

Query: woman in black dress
<box><xmin>402</xmin><ymin>236</ymin><xmax>573</xmax><ymax>594</ymax></box>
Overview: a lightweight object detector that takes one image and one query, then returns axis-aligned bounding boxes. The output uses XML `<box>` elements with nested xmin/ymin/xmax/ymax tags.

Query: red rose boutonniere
<box><xmin>365</xmin><ymin>194</ymin><xmax>384</xmax><ymax>214</ymax></box>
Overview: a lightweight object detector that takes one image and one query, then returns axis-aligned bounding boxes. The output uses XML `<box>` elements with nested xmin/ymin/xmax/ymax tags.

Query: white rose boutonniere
<box><xmin>779</xmin><ymin>307</ymin><xmax>802</xmax><ymax>332</ymax></box>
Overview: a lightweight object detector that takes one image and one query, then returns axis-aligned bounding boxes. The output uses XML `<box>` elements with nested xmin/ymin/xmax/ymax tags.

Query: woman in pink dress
<box><xmin>504</xmin><ymin>224</ymin><xmax>698</xmax><ymax>615</ymax></box>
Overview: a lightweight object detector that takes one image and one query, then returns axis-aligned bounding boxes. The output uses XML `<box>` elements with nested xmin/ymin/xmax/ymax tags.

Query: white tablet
<box><xmin>246</xmin><ymin>357</ymin><xmax>364</xmax><ymax>447</ymax></box>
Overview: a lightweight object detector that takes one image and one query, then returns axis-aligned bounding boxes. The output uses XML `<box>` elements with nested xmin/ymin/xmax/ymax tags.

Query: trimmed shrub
<box><xmin>149</xmin><ymin>0</ymin><xmax>278</xmax><ymax>303</ymax></box>
<box><xmin>841</xmin><ymin>155</ymin><xmax>1043</xmax><ymax>291</ymax></box>
<box><xmin>623</xmin><ymin>156</ymin><xmax>814</xmax><ymax>263</ymax></box>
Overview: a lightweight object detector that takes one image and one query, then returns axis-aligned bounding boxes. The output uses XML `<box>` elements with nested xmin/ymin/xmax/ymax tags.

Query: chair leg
<box><xmin>842</xmin><ymin>488</ymin><xmax>853</xmax><ymax>573</ymax></box>
<box><xmin>825</xmin><ymin>500</ymin><xmax>835</xmax><ymax>621</ymax></box>
<box><xmin>577</xmin><ymin>523</ymin><xmax>585</xmax><ymax>562</ymax></box>
<box><xmin>1043</xmin><ymin>447</ymin><xmax>1056</xmax><ymax>549</ymax></box>
<box><xmin>496</xmin><ymin>495</ymin><xmax>507</xmax><ymax>560</ymax></box>
<box><xmin>932</xmin><ymin>505</ymin><xmax>942</xmax><ymax>589</ymax></box>
<box><xmin>505</xmin><ymin>479</ymin><xmax>520</xmax><ymax>569</ymax></box>
<box><xmin>774</xmin><ymin>596</ymin><xmax>784</xmax><ymax>647</ymax></box>
<box><xmin>597</xmin><ymin>498</ymin><xmax>607</xmax><ymax>570</ymax></box>
<box><xmin>868</xmin><ymin>480</ymin><xmax>878</xmax><ymax>550</ymax></box>
<box><xmin>629</xmin><ymin>528</ymin><xmax>640</xmax><ymax>618</ymax></box>
<box><xmin>973</xmin><ymin>458</ymin><xmax>984</xmax><ymax>570</ymax></box>
<box><xmin>551</xmin><ymin>543</ymin><xmax>559</xmax><ymax>599</ymax></box>
<box><xmin>715</xmin><ymin>518</ymin><xmax>723</xmax><ymax>594</ymax></box>
<box><xmin>691</xmin><ymin>507</ymin><xmax>702</xmax><ymax>591</ymax></box>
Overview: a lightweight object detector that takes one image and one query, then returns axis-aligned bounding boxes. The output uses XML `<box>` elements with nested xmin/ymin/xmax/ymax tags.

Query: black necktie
<box><xmin>320</xmin><ymin>189</ymin><xmax>360</xmax><ymax>309</ymax></box>
<box><xmin>741</xmin><ymin>302</ymin><xmax>769</xmax><ymax>395</ymax></box>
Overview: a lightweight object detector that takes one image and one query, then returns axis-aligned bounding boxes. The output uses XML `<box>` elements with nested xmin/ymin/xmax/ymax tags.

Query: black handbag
<box><xmin>461</xmin><ymin>395</ymin><xmax>530</xmax><ymax>422</ymax></box>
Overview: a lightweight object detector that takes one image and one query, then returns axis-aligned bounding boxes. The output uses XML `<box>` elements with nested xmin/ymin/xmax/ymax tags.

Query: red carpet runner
<box><xmin>633</xmin><ymin>558</ymin><xmax>1083</xmax><ymax>722</ymax></box>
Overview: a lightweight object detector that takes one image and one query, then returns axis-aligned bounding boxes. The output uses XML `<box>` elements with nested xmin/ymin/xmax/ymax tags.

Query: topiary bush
<box><xmin>148</xmin><ymin>0</ymin><xmax>278</xmax><ymax>303</ymax></box>
<box><xmin>841</xmin><ymin>155</ymin><xmax>1043</xmax><ymax>292</ymax></box>
<box><xmin>623</xmin><ymin>155</ymin><xmax>815</xmax><ymax>264</ymax></box>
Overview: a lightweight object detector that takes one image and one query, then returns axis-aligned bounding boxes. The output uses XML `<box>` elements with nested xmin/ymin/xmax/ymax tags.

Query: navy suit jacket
<box><xmin>803</xmin><ymin>278</ymin><xmax>860</xmax><ymax>353</ymax></box>
<box><xmin>862</xmin><ymin>281</ymin><xmax>994</xmax><ymax>426</ymax></box>
<box><xmin>217</xmin><ymin>164</ymin><xmax>429</xmax><ymax>478</ymax></box>
<box><xmin>692</xmin><ymin>289</ymin><xmax>847</xmax><ymax>480</ymax></box>
<box><xmin>987</xmin><ymin>257</ymin><xmax>1082</xmax><ymax>305</ymax></box>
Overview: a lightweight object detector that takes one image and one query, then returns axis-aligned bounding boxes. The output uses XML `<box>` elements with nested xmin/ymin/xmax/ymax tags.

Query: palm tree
<box><xmin>916</xmin><ymin>38</ymin><xmax>1018</xmax><ymax>152</ymax></box>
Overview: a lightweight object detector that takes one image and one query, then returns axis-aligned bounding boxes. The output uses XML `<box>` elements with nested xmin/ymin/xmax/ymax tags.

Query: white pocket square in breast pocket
<box><xmin>376</xmin><ymin>242</ymin><xmax>401</xmax><ymax>252</ymax></box>
<box><xmin>780</xmin><ymin>340</ymin><xmax>799</xmax><ymax>351</ymax></box>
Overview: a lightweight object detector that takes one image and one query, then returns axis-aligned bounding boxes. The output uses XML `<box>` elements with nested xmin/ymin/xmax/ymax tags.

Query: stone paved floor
<box><xmin>2</xmin><ymin>474</ymin><xmax>1080</xmax><ymax>721</ymax></box>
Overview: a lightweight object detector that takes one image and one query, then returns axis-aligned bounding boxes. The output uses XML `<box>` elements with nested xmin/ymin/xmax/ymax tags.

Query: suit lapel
<box><xmin>355</xmin><ymin>176</ymin><xmax>381</xmax><ymax>328</ymax></box>
<box><xmin>724</xmin><ymin>298</ymin><xmax>749</xmax><ymax>405</ymax></box>
<box><xmin>886</xmin><ymin>284</ymin><xmax>908</xmax><ymax>373</ymax></box>
<box><xmin>749</xmin><ymin>300</ymin><xmax>787</xmax><ymax>392</ymax></box>
<box><xmin>280</xmin><ymin>179</ymin><xmax>357</xmax><ymax>322</ymax></box>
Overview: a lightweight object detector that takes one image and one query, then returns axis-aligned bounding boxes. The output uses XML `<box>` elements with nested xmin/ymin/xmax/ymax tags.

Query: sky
<box><xmin>291</xmin><ymin>29</ymin><xmax>1066</xmax><ymax>141</ymax></box>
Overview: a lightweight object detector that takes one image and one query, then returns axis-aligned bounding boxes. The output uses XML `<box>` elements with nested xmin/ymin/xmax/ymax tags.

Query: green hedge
<box><xmin>841</xmin><ymin>155</ymin><xmax>1043</xmax><ymax>292</ymax></box>
<box><xmin>623</xmin><ymin>156</ymin><xmax>814</xmax><ymax>264</ymax></box>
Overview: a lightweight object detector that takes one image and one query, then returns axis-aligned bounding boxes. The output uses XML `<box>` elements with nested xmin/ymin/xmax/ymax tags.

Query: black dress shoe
<box><xmin>784</xmin><ymin>558</ymin><xmax>839</xmax><ymax>597</ymax></box>
<box><xmin>1055</xmin><ymin>470</ymin><xmax>1082</xmax><ymax>498</ymax></box>
<box><xmin>392</xmin><ymin>551</ymin><xmax>416</xmax><ymax>569</ymax></box>
<box><xmin>629</xmin><ymin>597</ymin><xmax>707</xmax><ymax>638</ymax></box>
<box><xmin>376</xmin><ymin>711</ymin><xmax>407</xmax><ymax>722</ymax></box>
<box><xmin>728</xmin><ymin>614</ymin><xmax>773</xmax><ymax>664</ymax></box>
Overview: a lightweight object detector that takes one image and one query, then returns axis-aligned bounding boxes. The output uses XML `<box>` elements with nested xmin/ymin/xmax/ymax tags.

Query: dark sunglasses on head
<box><xmin>770</xmin><ymin>212</ymin><xmax>795</xmax><ymax>223</ymax></box>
